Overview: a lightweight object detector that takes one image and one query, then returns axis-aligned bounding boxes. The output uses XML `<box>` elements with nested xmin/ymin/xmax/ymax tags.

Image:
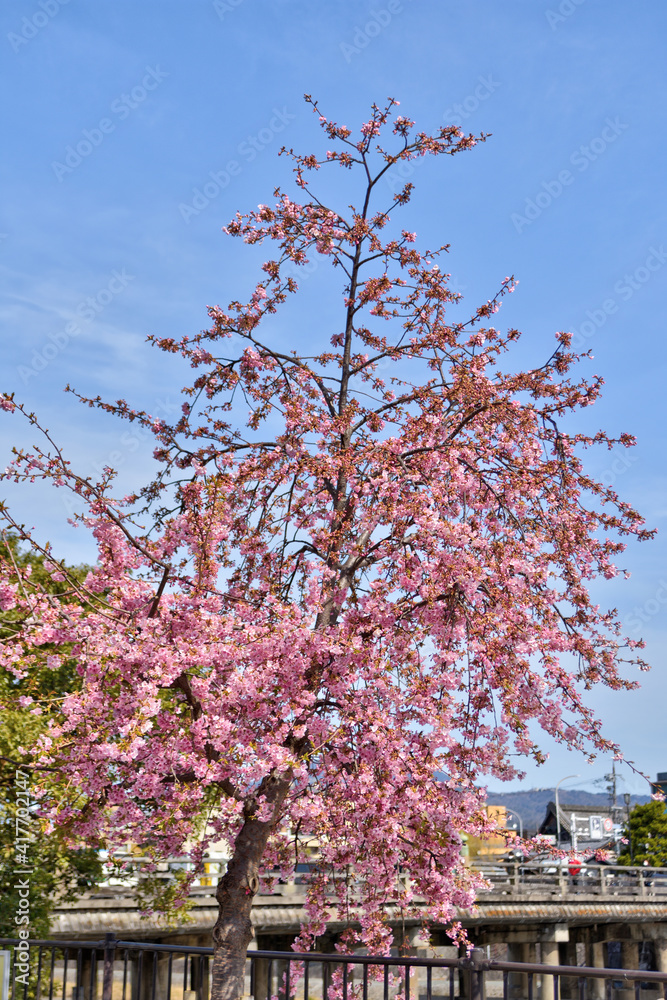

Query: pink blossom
<box><xmin>0</xmin><ymin>96</ymin><xmax>652</xmax><ymax>967</ymax></box>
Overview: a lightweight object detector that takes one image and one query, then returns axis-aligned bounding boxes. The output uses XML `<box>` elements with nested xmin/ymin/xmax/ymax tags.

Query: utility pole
<box><xmin>605</xmin><ymin>763</ymin><xmax>621</xmax><ymax>824</ymax></box>
<box><xmin>623</xmin><ymin>792</ymin><xmax>633</xmax><ymax>861</ymax></box>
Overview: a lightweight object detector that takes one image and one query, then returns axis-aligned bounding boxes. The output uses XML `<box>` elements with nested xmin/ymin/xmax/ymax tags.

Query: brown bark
<box><xmin>210</xmin><ymin>772</ymin><xmax>291</xmax><ymax>1000</ymax></box>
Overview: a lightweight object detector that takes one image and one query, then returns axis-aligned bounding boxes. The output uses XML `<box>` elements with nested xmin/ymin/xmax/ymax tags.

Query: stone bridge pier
<box><xmin>461</xmin><ymin>918</ymin><xmax>667</xmax><ymax>999</ymax></box>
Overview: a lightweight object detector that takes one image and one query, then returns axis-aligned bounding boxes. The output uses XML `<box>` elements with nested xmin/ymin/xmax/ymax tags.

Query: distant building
<box><xmin>655</xmin><ymin>773</ymin><xmax>667</xmax><ymax>798</ymax></box>
<box><xmin>539</xmin><ymin>801</ymin><xmax>616</xmax><ymax>852</ymax></box>
<box><xmin>462</xmin><ymin>805</ymin><xmax>519</xmax><ymax>859</ymax></box>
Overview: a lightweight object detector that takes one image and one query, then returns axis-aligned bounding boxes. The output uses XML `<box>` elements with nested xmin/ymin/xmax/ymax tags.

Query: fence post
<box><xmin>468</xmin><ymin>947</ymin><xmax>485</xmax><ymax>1000</ymax></box>
<box><xmin>102</xmin><ymin>934</ymin><xmax>116</xmax><ymax>1000</ymax></box>
<box><xmin>247</xmin><ymin>942</ymin><xmax>268</xmax><ymax>1000</ymax></box>
<box><xmin>404</xmin><ymin>926</ymin><xmax>430</xmax><ymax>1000</ymax></box>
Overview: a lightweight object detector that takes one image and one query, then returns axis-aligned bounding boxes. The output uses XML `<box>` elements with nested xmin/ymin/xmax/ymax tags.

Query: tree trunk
<box><xmin>210</xmin><ymin>773</ymin><xmax>291</xmax><ymax>1000</ymax></box>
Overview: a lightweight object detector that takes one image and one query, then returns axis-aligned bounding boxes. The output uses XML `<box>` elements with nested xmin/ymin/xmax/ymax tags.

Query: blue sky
<box><xmin>1</xmin><ymin>0</ymin><xmax>666</xmax><ymax>798</ymax></box>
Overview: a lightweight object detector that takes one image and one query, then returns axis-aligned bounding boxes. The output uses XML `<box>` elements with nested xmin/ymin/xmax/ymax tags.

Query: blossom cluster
<box><xmin>0</xmin><ymin>99</ymin><xmax>651</xmax><ymax>955</ymax></box>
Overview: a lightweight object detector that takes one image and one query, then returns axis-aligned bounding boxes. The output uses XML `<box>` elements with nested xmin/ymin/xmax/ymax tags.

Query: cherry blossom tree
<box><xmin>0</xmin><ymin>97</ymin><xmax>652</xmax><ymax>1000</ymax></box>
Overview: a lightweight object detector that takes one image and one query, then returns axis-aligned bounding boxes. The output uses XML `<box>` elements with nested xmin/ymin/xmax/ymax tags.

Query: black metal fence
<box><xmin>2</xmin><ymin>936</ymin><xmax>667</xmax><ymax>1000</ymax></box>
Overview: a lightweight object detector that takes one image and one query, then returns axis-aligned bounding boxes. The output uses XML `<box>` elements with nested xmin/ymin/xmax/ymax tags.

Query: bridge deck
<box><xmin>50</xmin><ymin>864</ymin><xmax>667</xmax><ymax>940</ymax></box>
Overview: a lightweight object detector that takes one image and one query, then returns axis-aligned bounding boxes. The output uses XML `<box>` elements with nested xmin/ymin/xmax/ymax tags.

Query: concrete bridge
<box><xmin>50</xmin><ymin>862</ymin><xmax>667</xmax><ymax>981</ymax></box>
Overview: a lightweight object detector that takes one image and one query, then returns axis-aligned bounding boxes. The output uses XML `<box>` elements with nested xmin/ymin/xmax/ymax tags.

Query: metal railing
<box><xmin>2</xmin><ymin>935</ymin><xmax>667</xmax><ymax>1000</ymax></box>
<box><xmin>472</xmin><ymin>862</ymin><xmax>667</xmax><ymax>899</ymax></box>
<box><xmin>97</xmin><ymin>855</ymin><xmax>227</xmax><ymax>890</ymax></box>
<box><xmin>78</xmin><ymin>861</ymin><xmax>667</xmax><ymax>904</ymax></box>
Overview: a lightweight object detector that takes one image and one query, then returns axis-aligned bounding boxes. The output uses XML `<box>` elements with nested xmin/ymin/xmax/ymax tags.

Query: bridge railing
<box><xmin>86</xmin><ymin>858</ymin><xmax>667</xmax><ymax>903</ymax></box>
<box><xmin>2</xmin><ymin>935</ymin><xmax>667</xmax><ymax>1000</ymax></box>
<box><xmin>472</xmin><ymin>861</ymin><xmax>667</xmax><ymax>898</ymax></box>
<box><xmin>97</xmin><ymin>854</ymin><xmax>227</xmax><ymax>890</ymax></box>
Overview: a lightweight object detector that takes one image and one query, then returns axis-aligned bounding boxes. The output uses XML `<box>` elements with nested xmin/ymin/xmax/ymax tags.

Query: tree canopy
<box><xmin>618</xmin><ymin>801</ymin><xmax>667</xmax><ymax>867</ymax></box>
<box><xmin>0</xmin><ymin>97</ymin><xmax>652</xmax><ymax>998</ymax></box>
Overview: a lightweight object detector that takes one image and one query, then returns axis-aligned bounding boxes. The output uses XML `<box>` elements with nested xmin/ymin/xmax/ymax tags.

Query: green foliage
<box><xmin>617</xmin><ymin>801</ymin><xmax>667</xmax><ymax>867</ymax></box>
<box><xmin>0</xmin><ymin>534</ymin><xmax>104</xmax><ymax>937</ymax></box>
<box><xmin>134</xmin><ymin>868</ymin><xmax>195</xmax><ymax>929</ymax></box>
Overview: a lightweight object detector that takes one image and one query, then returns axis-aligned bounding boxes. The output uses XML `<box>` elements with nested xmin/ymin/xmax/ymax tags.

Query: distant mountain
<box><xmin>485</xmin><ymin>788</ymin><xmax>650</xmax><ymax>835</ymax></box>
